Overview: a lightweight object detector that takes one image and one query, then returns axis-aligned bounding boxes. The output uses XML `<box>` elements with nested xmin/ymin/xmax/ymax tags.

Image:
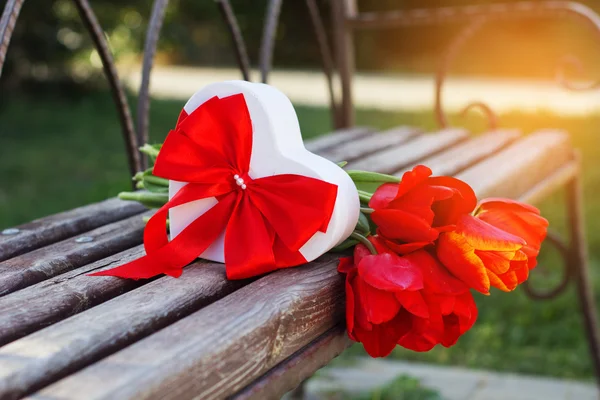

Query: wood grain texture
<box><xmin>0</xmin><ymin>246</ymin><xmax>148</xmax><ymax>346</ymax></box>
<box><xmin>31</xmin><ymin>254</ymin><xmax>345</xmax><ymax>400</ymax></box>
<box><xmin>0</xmin><ymin>263</ymin><xmax>249</xmax><ymax>400</ymax></box>
<box><xmin>519</xmin><ymin>159</ymin><xmax>578</xmax><ymax>205</ymax></box>
<box><xmin>395</xmin><ymin>130</ymin><xmax>521</xmax><ymax>177</ymax></box>
<box><xmin>319</xmin><ymin>126</ymin><xmax>422</xmax><ymax>163</ymax></box>
<box><xmin>456</xmin><ymin>130</ymin><xmax>573</xmax><ymax>199</ymax></box>
<box><xmin>347</xmin><ymin>128</ymin><xmax>469</xmax><ymax>174</ymax></box>
<box><xmin>232</xmin><ymin>325</ymin><xmax>351</xmax><ymax>400</ymax></box>
<box><xmin>0</xmin><ymin>198</ymin><xmax>146</xmax><ymax>262</ymax></box>
<box><xmin>0</xmin><ymin>213</ymin><xmax>150</xmax><ymax>296</ymax></box>
<box><xmin>305</xmin><ymin>126</ymin><xmax>372</xmax><ymax>153</ymax></box>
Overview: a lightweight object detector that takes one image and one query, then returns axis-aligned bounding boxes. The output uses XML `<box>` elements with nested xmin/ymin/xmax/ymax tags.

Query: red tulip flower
<box><xmin>338</xmin><ymin>237</ymin><xmax>478</xmax><ymax>357</ymax></box>
<box><xmin>369</xmin><ymin>165</ymin><xmax>477</xmax><ymax>255</ymax></box>
<box><xmin>436</xmin><ymin>199</ymin><xmax>548</xmax><ymax>294</ymax></box>
<box><xmin>476</xmin><ymin>198</ymin><xmax>548</xmax><ymax>271</ymax></box>
<box><xmin>338</xmin><ymin>238</ymin><xmax>424</xmax><ymax>357</ymax></box>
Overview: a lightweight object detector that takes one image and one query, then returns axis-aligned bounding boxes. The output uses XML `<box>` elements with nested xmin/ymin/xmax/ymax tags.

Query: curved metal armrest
<box><xmin>345</xmin><ymin>1</ymin><xmax>600</xmax><ymax>129</ymax></box>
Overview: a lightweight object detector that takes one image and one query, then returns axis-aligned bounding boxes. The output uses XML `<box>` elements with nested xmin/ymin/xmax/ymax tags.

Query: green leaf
<box><xmin>337</xmin><ymin>161</ymin><xmax>348</xmax><ymax>168</ymax></box>
<box><xmin>355</xmin><ymin>212</ymin><xmax>370</xmax><ymax>235</ymax></box>
<box><xmin>331</xmin><ymin>238</ymin><xmax>359</xmax><ymax>252</ymax></box>
<box><xmin>346</xmin><ymin>170</ymin><xmax>400</xmax><ymax>193</ymax></box>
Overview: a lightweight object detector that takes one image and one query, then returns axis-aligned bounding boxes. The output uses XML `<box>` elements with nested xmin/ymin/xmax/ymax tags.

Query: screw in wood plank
<box><xmin>1</xmin><ymin>228</ymin><xmax>20</xmax><ymax>235</ymax></box>
<box><xmin>75</xmin><ymin>236</ymin><xmax>94</xmax><ymax>243</ymax></box>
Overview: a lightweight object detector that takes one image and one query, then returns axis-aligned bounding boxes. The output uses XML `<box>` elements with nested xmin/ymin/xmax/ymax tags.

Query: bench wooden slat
<box><xmin>395</xmin><ymin>130</ymin><xmax>521</xmax><ymax>177</ymax></box>
<box><xmin>0</xmin><ymin>198</ymin><xmax>146</xmax><ymax>262</ymax></box>
<box><xmin>318</xmin><ymin>126</ymin><xmax>422</xmax><ymax>163</ymax></box>
<box><xmin>456</xmin><ymin>130</ymin><xmax>572</xmax><ymax>199</ymax></box>
<box><xmin>30</xmin><ymin>254</ymin><xmax>344</xmax><ymax>400</ymax></box>
<box><xmin>0</xmin><ymin>213</ymin><xmax>150</xmax><ymax>296</ymax></box>
<box><xmin>0</xmin><ymin>125</ymin><xmax>576</xmax><ymax>399</ymax></box>
<box><xmin>0</xmin><ymin>263</ymin><xmax>247</xmax><ymax>400</ymax></box>
<box><xmin>304</xmin><ymin>126</ymin><xmax>372</xmax><ymax>153</ymax></box>
<box><xmin>0</xmin><ymin>246</ymin><xmax>148</xmax><ymax>347</ymax></box>
<box><xmin>347</xmin><ymin>128</ymin><xmax>469</xmax><ymax>173</ymax></box>
<box><xmin>232</xmin><ymin>325</ymin><xmax>350</xmax><ymax>400</ymax></box>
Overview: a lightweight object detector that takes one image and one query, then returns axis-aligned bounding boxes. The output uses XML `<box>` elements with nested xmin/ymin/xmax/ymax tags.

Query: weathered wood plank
<box><xmin>0</xmin><ymin>213</ymin><xmax>151</xmax><ymax>296</ymax></box>
<box><xmin>395</xmin><ymin>130</ymin><xmax>521</xmax><ymax>177</ymax></box>
<box><xmin>519</xmin><ymin>159</ymin><xmax>578</xmax><ymax>205</ymax></box>
<box><xmin>232</xmin><ymin>325</ymin><xmax>351</xmax><ymax>400</ymax></box>
<box><xmin>30</xmin><ymin>254</ymin><xmax>345</xmax><ymax>400</ymax></box>
<box><xmin>347</xmin><ymin>128</ymin><xmax>469</xmax><ymax>174</ymax></box>
<box><xmin>456</xmin><ymin>130</ymin><xmax>573</xmax><ymax>199</ymax></box>
<box><xmin>0</xmin><ymin>246</ymin><xmax>149</xmax><ymax>347</ymax></box>
<box><xmin>318</xmin><ymin>126</ymin><xmax>422</xmax><ymax>163</ymax></box>
<box><xmin>0</xmin><ymin>263</ymin><xmax>248</xmax><ymax>400</ymax></box>
<box><xmin>0</xmin><ymin>198</ymin><xmax>146</xmax><ymax>262</ymax></box>
<box><xmin>305</xmin><ymin>126</ymin><xmax>372</xmax><ymax>153</ymax></box>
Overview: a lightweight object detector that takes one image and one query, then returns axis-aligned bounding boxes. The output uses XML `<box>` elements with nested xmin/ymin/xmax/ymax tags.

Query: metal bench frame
<box><xmin>1</xmin><ymin>0</ymin><xmax>599</xmax><ymax>394</ymax></box>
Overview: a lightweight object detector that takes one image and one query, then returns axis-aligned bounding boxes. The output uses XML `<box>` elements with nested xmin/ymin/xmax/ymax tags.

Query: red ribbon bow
<box><xmin>91</xmin><ymin>94</ymin><xmax>338</xmax><ymax>280</ymax></box>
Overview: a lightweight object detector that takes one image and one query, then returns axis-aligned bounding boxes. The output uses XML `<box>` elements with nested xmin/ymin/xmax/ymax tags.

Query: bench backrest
<box><xmin>329</xmin><ymin>1</ymin><xmax>600</xmax><ymax>129</ymax></box>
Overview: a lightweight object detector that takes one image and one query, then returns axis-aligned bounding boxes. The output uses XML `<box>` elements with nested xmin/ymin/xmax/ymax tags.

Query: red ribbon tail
<box><xmin>89</xmin><ymin>193</ymin><xmax>238</xmax><ymax>279</ymax></box>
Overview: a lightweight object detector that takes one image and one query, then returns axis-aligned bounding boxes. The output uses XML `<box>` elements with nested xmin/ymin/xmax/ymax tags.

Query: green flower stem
<box><xmin>118</xmin><ymin>191</ymin><xmax>168</xmax><ymax>208</ymax></box>
<box><xmin>358</xmin><ymin>190</ymin><xmax>373</xmax><ymax>204</ymax></box>
<box><xmin>139</xmin><ymin>144</ymin><xmax>160</xmax><ymax>160</ymax></box>
<box><xmin>346</xmin><ymin>170</ymin><xmax>400</xmax><ymax>183</ymax></box>
<box><xmin>142</xmin><ymin>215</ymin><xmax>170</xmax><ymax>229</ymax></box>
<box><xmin>143</xmin><ymin>174</ymin><xmax>169</xmax><ymax>187</ymax></box>
<box><xmin>133</xmin><ymin>171</ymin><xmax>144</xmax><ymax>182</ymax></box>
<box><xmin>360</xmin><ymin>207</ymin><xmax>374</xmax><ymax>215</ymax></box>
<box><xmin>350</xmin><ymin>231</ymin><xmax>378</xmax><ymax>255</ymax></box>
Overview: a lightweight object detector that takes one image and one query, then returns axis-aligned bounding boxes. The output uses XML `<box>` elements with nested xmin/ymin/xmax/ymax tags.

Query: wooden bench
<box><xmin>1</xmin><ymin>0</ymin><xmax>599</xmax><ymax>399</ymax></box>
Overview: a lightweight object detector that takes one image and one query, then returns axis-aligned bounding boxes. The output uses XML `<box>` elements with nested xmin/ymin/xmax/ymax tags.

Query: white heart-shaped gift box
<box><xmin>169</xmin><ymin>80</ymin><xmax>360</xmax><ymax>264</ymax></box>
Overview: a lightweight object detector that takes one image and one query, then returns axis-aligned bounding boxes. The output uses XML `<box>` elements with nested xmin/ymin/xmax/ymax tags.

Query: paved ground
<box><xmin>120</xmin><ymin>65</ymin><xmax>600</xmax><ymax>116</ymax></box>
<box><xmin>305</xmin><ymin>359</ymin><xmax>598</xmax><ymax>400</ymax></box>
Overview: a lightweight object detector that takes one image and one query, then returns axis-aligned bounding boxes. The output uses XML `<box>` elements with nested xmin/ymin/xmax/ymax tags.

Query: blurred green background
<box><xmin>1</xmin><ymin>0</ymin><xmax>600</xmax><ymax>383</ymax></box>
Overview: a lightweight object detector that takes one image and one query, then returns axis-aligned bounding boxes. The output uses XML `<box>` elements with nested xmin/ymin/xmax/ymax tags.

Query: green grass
<box><xmin>319</xmin><ymin>375</ymin><xmax>441</xmax><ymax>400</ymax></box>
<box><xmin>1</xmin><ymin>92</ymin><xmax>600</xmax><ymax>380</ymax></box>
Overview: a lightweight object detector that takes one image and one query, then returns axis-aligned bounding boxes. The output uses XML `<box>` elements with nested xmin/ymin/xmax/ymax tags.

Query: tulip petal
<box><xmin>487</xmin><ymin>269</ymin><xmax>518</xmax><ymax>292</ymax></box>
<box><xmin>345</xmin><ymin>271</ymin><xmax>356</xmax><ymax>340</ymax></box>
<box><xmin>442</xmin><ymin>292</ymin><xmax>478</xmax><ymax>347</ymax></box>
<box><xmin>355</xmin><ymin>276</ymin><xmax>401</xmax><ymax>324</ymax></box>
<box><xmin>355</xmin><ymin>310</ymin><xmax>412</xmax><ymax>357</ymax></box>
<box><xmin>338</xmin><ymin>257</ymin><xmax>355</xmax><ymax>274</ymax></box>
<box><xmin>475</xmin><ymin>250</ymin><xmax>513</xmax><ymax>275</ymax></box>
<box><xmin>478</xmin><ymin>197</ymin><xmax>541</xmax><ymax>215</ymax></box>
<box><xmin>372</xmin><ymin>209</ymin><xmax>439</xmax><ymax>243</ymax></box>
<box><xmin>404</xmin><ymin>250</ymin><xmax>468</xmax><ymax>295</ymax></box>
<box><xmin>369</xmin><ymin>183</ymin><xmax>399</xmax><ymax>210</ymax></box>
<box><xmin>396</xmin><ymin>290</ymin><xmax>430</xmax><ymax>318</ymax></box>
<box><xmin>437</xmin><ymin>294</ymin><xmax>456</xmax><ymax>316</ymax></box>
<box><xmin>380</xmin><ymin>237</ymin><xmax>431</xmax><ymax>255</ymax></box>
<box><xmin>396</xmin><ymin>165</ymin><xmax>432</xmax><ymax>199</ymax></box>
<box><xmin>358</xmin><ymin>253</ymin><xmax>424</xmax><ymax>292</ymax></box>
<box><xmin>354</xmin><ymin>243</ymin><xmax>373</xmax><ymax>266</ymax></box>
<box><xmin>456</xmin><ymin>215</ymin><xmax>526</xmax><ymax>251</ymax></box>
<box><xmin>437</xmin><ymin>231</ymin><xmax>490</xmax><ymax>294</ymax></box>
<box><xmin>428</xmin><ymin>176</ymin><xmax>477</xmax><ymax>226</ymax></box>
<box><xmin>477</xmin><ymin>209</ymin><xmax>548</xmax><ymax>255</ymax></box>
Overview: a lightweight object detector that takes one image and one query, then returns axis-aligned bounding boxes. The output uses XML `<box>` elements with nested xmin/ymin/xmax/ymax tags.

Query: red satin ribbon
<box><xmin>91</xmin><ymin>94</ymin><xmax>338</xmax><ymax>280</ymax></box>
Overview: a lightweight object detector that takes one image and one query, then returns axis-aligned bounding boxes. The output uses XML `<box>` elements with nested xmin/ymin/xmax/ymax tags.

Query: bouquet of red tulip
<box><xmin>336</xmin><ymin>165</ymin><xmax>547</xmax><ymax>357</ymax></box>
<box><xmin>119</xmin><ymin>160</ymin><xmax>548</xmax><ymax>357</ymax></box>
<box><xmin>106</xmin><ymin>82</ymin><xmax>547</xmax><ymax>358</ymax></box>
